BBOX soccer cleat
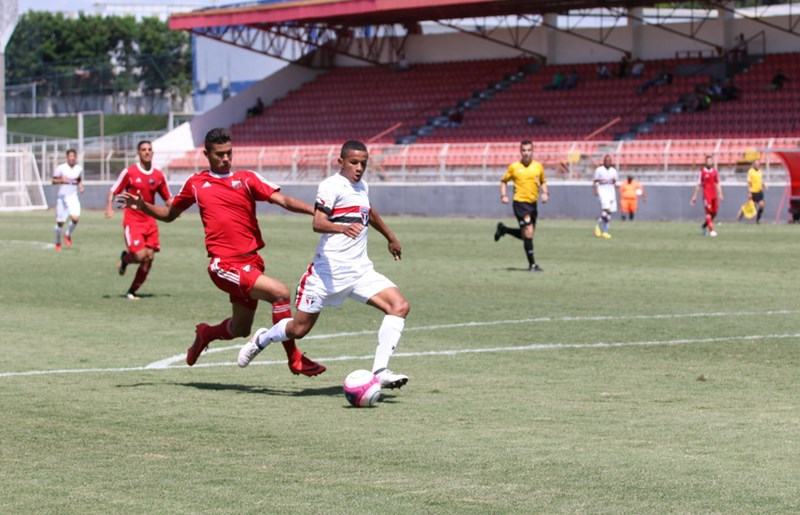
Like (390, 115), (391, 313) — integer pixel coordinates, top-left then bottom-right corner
(117, 251), (128, 276)
(594, 225), (602, 237)
(187, 323), (211, 366)
(64, 235), (72, 248)
(374, 368), (409, 389)
(54, 243), (62, 251)
(125, 292), (140, 300)
(289, 354), (327, 377)
(238, 328), (267, 367)
(494, 222), (505, 242)
(701, 225), (708, 236)
(709, 230), (718, 237)
(529, 263), (544, 272)
(601, 232), (612, 239)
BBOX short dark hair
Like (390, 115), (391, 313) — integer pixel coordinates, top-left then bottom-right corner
(205, 128), (232, 151)
(340, 140), (368, 158)
(137, 140), (152, 150)
(66, 149), (77, 156)
(520, 140), (533, 147)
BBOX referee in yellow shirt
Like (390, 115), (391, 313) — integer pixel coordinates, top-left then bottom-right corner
(494, 140), (549, 271)
(738, 159), (767, 224)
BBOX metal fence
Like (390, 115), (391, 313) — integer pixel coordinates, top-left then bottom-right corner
(12, 137), (798, 185)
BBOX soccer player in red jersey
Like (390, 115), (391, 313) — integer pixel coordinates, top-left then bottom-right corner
(105, 141), (172, 299)
(690, 155), (724, 237)
(117, 128), (325, 376)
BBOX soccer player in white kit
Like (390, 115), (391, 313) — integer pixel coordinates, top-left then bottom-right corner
(238, 140), (411, 390)
(593, 155), (619, 239)
(52, 149), (84, 250)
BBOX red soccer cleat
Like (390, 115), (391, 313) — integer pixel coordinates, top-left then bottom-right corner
(54, 243), (62, 251)
(186, 323), (211, 366)
(64, 235), (72, 248)
(289, 354), (326, 377)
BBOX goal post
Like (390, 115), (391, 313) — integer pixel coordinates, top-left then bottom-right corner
(0, 151), (48, 211)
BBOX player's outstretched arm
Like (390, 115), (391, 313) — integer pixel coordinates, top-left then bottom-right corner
(269, 191), (314, 215)
(368, 208), (401, 260)
(117, 191), (182, 223)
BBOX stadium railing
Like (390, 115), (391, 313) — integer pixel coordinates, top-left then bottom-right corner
(13, 137), (796, 185)
(154, 138), (795, 184)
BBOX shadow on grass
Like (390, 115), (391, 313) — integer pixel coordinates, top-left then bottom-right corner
(101, 293), (172, 299)
(147, 381), (343, 397)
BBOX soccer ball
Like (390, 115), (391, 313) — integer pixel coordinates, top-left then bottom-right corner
(343, 369), (381, 407)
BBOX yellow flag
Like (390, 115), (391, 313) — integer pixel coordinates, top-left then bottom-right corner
(740, 200), (757, 219)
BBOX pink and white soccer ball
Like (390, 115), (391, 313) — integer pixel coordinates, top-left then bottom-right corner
(343, 369), (381, 407)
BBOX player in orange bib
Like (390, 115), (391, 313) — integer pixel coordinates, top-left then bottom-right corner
(618, 175), (647, 221)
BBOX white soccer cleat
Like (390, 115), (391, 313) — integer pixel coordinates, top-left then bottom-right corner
(374, 368), (409, 389)
(709, 230), (718, 237)
(238, 328), (267, 367)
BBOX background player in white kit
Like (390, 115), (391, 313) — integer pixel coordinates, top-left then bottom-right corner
(238, 140), (411, 390)
(52, 149), (84, 250)
(593, 155), (619, 239)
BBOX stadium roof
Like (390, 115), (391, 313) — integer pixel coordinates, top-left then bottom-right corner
(169, 0), (655, 31)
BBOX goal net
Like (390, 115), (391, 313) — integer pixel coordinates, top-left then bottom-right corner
(0, 151), (48, 211)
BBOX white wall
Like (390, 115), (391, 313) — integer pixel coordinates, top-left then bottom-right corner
(153, 64), (322, 168)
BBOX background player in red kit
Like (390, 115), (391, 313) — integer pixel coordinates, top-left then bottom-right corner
(105, 141), (172, 299)
(117, 128), (325, 376)
(690, 155), (724, 237)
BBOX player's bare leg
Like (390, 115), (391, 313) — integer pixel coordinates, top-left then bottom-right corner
(238, 274), (325, 375)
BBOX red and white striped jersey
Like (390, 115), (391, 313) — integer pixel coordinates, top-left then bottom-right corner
(312, 173), (372, 273)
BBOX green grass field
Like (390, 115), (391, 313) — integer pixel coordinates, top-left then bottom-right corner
(1, 211), (799, 513)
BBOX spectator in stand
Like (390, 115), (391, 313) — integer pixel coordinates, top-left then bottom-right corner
(564, 69), (580, 90)
(721, 79), (740, 101)
(597, 63), (612, 80)
(246, 97), (265, 118)
(617, 55), (629, 78)
(544, 70), (565, 90)
(630, 59), (645, 77)
(766, 70), (789, 91)
(637, 70), (672, 94)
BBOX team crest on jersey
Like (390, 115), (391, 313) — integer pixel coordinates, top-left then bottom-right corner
(148, 178), (155, 185)
(360, 206), (370, 225)
(232, 180), (242, 189)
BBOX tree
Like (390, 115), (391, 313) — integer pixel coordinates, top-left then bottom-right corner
(6, 12), (191, 99)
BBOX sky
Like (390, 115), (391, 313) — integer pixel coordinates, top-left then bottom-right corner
(16, 0), (212, 17)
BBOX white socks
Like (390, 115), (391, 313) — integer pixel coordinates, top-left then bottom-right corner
(66, 220), (77, 237)
(54, 224), (62, 244)
(372, 315), (405, 373)
(257, 318), (290, 349)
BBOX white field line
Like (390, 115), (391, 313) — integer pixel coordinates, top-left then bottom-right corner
(143, 309), (797, 369)
(0, 310), (797, 379)
(0, 240), (54, 250)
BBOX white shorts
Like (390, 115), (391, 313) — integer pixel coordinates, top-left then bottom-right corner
(598, 191), (617, 213)
(295, 264), (396, 314)
(56, 194), (81, 222)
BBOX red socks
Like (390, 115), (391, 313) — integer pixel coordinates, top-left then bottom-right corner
(128, 262), (151, 294)
(205, 318), (234, 342)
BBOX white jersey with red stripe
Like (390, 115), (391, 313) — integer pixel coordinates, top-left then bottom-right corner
(312, 173), (373, 276)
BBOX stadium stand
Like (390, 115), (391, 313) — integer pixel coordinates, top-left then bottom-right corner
(229, 58), (531, 145)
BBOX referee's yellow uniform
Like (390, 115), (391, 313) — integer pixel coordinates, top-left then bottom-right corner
(501, 161), (546, 202)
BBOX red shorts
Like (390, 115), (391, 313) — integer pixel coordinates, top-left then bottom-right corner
(704, 197), (719, 216)
(124, 222), (160, 254)
(208, 253), (264, 310)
